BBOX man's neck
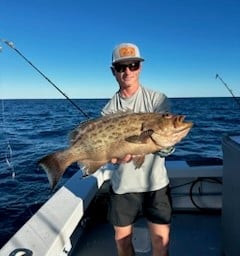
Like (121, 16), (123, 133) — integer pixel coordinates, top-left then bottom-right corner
(120, 83), (140, 98)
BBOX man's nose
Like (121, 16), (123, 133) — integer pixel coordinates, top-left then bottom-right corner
(124, 67), (131, 74)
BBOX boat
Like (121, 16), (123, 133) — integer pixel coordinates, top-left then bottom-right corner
(0, 133), (240, 256)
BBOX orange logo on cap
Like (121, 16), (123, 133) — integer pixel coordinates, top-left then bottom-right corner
(119, 46), (136, 57)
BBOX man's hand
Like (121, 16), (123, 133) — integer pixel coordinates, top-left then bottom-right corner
(111, 155), (145, 164)
(111, 154), (133, 164)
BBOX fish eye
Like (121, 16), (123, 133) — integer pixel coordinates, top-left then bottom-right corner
(162, 113), (172, 119)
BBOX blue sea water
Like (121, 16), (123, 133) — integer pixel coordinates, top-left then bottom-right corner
(0, 97), (239, 248)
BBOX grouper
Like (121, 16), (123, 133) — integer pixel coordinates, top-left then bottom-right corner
(39, 112), (193, 189)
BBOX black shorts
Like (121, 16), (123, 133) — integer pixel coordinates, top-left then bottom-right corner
(108, 185), (172, 227)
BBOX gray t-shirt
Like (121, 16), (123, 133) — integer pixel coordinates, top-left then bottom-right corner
(102, 85), (170, 194)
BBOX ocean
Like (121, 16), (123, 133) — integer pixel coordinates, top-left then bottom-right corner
(0, 97), (239, 248)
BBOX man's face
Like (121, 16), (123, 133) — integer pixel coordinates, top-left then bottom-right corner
(112, 61), (141, 88)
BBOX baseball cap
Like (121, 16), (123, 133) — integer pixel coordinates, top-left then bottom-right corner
(112, 43), (144, 64)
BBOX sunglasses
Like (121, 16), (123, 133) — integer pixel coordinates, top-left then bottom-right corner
(113, 62), (140, 73)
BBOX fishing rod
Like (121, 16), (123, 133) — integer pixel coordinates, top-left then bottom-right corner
(216, 74), (240, 108)
(1, 99), (16, 178)
(0, 39), (90, 119)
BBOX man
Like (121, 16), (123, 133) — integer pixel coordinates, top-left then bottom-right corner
(102, 43), (174, 256)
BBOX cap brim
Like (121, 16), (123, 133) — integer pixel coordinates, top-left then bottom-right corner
(112, 57), (144, 64)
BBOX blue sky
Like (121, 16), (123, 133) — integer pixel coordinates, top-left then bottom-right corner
(1, 0), (240, 99)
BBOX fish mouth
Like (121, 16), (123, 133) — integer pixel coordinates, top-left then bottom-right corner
(174, 115), (193, 131)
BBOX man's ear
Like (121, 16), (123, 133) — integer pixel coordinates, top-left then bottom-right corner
(110, 66), (116, 76)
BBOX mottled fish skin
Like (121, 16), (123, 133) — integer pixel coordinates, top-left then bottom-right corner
(39, 112), (193, 189)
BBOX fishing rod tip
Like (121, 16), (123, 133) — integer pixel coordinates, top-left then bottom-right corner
(5, 41), (15, 48)
(0, 39), (15, 48)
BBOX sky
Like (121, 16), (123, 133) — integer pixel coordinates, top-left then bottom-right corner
(0, 0), (240, 99)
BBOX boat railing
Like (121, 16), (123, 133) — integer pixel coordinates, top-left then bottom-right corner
(0, 165), (113, 256)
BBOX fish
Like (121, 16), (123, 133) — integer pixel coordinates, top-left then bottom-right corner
(39, 112), (193, 189)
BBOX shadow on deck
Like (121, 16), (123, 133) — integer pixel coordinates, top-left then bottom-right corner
(70, 211), (222, 256)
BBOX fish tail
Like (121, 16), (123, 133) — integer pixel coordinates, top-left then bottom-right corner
(38, 150), (72, 190)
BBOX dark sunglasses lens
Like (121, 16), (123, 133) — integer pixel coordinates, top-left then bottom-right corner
(114, 62), (140, 72)
(114, 65), (123, 72)
(129, 62), (140, 71)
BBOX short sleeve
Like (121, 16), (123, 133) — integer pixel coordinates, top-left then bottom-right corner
(153, 92), (171, 113)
